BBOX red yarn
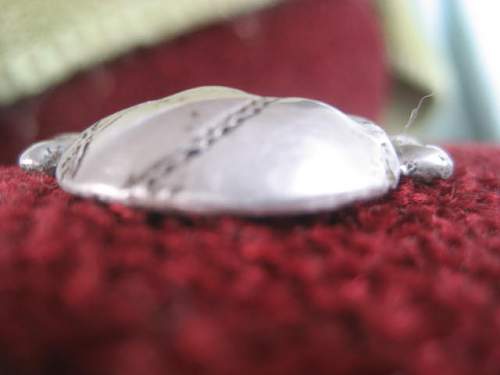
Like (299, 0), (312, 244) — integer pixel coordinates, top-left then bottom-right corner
(0, 146), (499, 375)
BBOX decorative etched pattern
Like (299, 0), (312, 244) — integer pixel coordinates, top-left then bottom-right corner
(124, 97), (279, 192)
(59, 109), (130, 179)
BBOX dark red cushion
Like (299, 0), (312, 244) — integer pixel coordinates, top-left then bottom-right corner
(1, 145), (499, 375)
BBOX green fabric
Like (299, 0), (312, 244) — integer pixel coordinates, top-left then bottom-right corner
(375, 0), (448, 135)
(0, 0), (278, 105)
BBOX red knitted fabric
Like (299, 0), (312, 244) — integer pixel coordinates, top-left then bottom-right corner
(1, 146), (499, 375)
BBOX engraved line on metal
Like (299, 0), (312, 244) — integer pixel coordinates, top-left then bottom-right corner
(60, 110), (130, 179)
(124, 97), (279, 191)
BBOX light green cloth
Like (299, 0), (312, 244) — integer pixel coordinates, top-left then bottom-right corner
(376, 0), (448, 136)
(377, 0), (500, 142)
(0, 0), (279, 105)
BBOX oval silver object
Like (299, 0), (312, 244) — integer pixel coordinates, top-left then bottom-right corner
(52, 86), (401, 215)
(19, 86), (454, 216)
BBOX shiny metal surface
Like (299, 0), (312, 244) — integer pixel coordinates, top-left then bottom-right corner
(18, 86), (453, 216)
(390, 135), (454, 181)
(18, 133), (79, 175)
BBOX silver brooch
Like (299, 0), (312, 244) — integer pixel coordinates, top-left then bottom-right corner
(19, 86), (453, 216)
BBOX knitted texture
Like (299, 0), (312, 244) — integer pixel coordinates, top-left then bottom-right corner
(0, 0), (386, 164)
(0, 146), (499, 375)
